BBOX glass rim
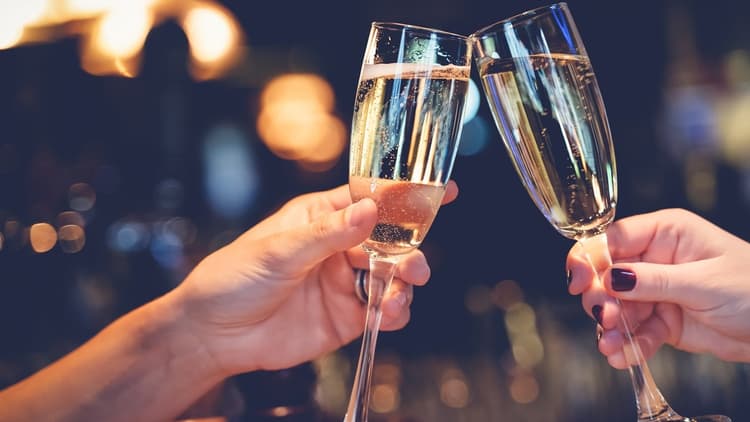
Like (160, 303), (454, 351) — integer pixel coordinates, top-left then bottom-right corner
(371, 21), (468, 41)
(469, 2), (569, 39)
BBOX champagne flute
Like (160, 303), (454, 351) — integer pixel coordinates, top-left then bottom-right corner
(470, 3), (730, 421)
(344, 22), (471, 422)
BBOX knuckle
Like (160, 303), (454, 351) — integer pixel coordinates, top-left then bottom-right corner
(650, 267), (670, 299)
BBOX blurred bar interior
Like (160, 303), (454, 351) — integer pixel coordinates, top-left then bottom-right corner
(1, 0), (750, 421)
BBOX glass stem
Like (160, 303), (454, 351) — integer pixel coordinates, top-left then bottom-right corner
(579, 233), (680, 422)
(343, 255), (398, 422)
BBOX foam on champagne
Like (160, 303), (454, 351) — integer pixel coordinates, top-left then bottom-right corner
(360, 63), (470, 81)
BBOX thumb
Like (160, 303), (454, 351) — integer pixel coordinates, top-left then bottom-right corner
(268, 198), (378, 270)
(605, 261), (714, 309)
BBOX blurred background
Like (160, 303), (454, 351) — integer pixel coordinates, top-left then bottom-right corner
(1, 0), (750, 420)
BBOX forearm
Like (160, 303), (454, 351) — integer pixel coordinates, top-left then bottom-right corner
(0, 293), (226, 422)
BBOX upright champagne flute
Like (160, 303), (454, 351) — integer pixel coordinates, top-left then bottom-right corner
(344, 22), (471, 422)
(471, 3), (730, 421)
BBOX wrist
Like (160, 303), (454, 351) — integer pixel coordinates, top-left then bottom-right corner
(149, 291), (234, 380)
(162, 283), (265, 377)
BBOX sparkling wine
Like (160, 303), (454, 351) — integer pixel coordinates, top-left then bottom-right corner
(478, 53), (617, 239)
(350, 176), (445, 255)
(349, 63), (469, 255)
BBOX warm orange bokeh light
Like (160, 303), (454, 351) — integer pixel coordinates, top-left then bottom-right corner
(94, 6), (153, 58)
(181, 1), (242, 80)
(0, 0), (48, 49)
(297, 115), (347, 172)
(257, 73), (346, 170)
(0, 25), (24, 50)
(509, 373), (540, 404)
(0, 0), (246, 79)
(30, 223), (57, 253)
(260, 73), (335, 113)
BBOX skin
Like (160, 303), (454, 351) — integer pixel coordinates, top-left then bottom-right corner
(0, 182), (458, 422)
(567, 208), (750, 369)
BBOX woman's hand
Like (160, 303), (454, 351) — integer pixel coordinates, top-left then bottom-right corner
(567, 208), (750, 368)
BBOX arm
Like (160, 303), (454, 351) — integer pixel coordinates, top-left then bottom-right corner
(0, 182), (458, 421)
(0, 294), (225, 422)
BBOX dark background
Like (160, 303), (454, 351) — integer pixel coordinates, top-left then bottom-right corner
(1, 0), (750, 420)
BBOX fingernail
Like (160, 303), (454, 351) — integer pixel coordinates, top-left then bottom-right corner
(592, 304), (603, 325)
(596, 324), (603, 345)
(566, 269), (572, 286)
(611, 268), (636, 291)
(395, 292), (408, 307)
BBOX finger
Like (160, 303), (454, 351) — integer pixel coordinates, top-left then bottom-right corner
(346, 247), (371, 270)
(382, 279), (414, 319)
(442, 180), (459, 205)
(602, 334), (655, 370)
(395, 251), (430, 286)
(324, 184), (356, 210)
(268, 198), (378, 270)
(598, 328), (624, 357)
(603, 260), (722, 310)
(346, 249), (430, 286)
(598, 313), (670, 370)
(575, 256), (619, 330)
(381, 306), (411, 331)
(605, 208), (718, 263)
(567, 243), (593, 295)
(630, 317), (669, 360)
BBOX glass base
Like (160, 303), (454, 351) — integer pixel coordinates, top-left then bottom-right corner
(686, 417), (732, 422)
(646, 416), (732, 422)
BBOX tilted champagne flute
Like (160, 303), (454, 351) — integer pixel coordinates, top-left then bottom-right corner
(344, 22), (471, 422)
(471, 3), (730, 422)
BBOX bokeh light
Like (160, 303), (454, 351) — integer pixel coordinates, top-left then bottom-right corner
(94, 5), (153, 58)
(440, 377), (470, 408)
(30, 223), (57, 253)
(203, 123), (259, 220)
(0, 25), (23, 51)
(58, 224), (86, 253)
(183, 3), (237, 63)
(458, 116), (490, 156)
(256, 73), (346, 172)
(509, 372), (539, 404)
(491, 279), (524, 310)
(464, 284), (493, 315)
(181, 1), (243, 80)
(370, 383), (399, 413)
(107, 219), (150, 253)
(462, 78), (481, 124)
(56, 211), (86, 228)
(260, 73), (335, 113)
(68, 183), (97, 212)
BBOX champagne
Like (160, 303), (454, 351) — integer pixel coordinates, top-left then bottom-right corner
(349, 63), (469, 255)
(350, 176), (445, 255)
(478, 53), (617, 239)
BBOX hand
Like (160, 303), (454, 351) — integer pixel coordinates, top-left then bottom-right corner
(567, 208), (750, 368)
(170, 182), (458, 375)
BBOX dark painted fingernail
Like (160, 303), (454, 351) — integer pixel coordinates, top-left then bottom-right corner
(612, 268), (636, 291)
(592, 305), (603, 325)
(566, 269), (572, 286)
